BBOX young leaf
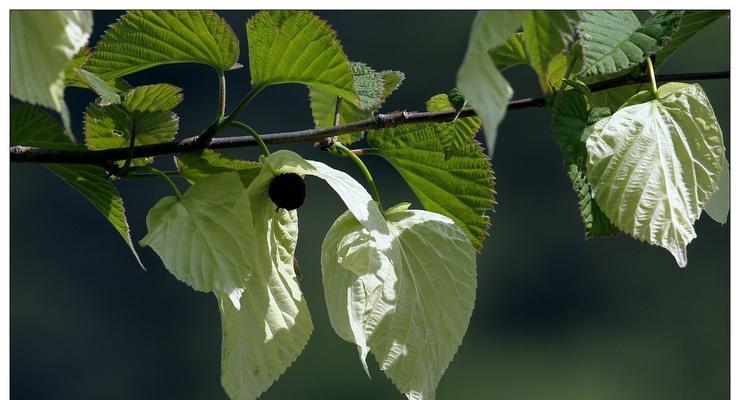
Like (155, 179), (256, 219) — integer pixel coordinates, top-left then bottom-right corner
(552, 92), (619, 238)
(84, 104), (179, 166)
(367, 113), (494, 251)
(322, 205), (476, 400)
(703, 159), (730, 224)
(425, 93), (482, 159)
(523, 11), (579, 78)
(247, 11), (357, 104)
(585, 83), (725, 266)
(218, 210), (312, 400)
(10, 11), (93, 131)
(489, 32), (528, 71)
(175, 149), (261, 187)
(309, 62), (404, 144)
(123, 84), (183, 112)
(140, 172), (254, 308)
(577, 11), (682, 77)
(654, 11), (727, 66)
(73, 69), (121, 106)
(87, 11), (240, 79)
(10, 105), (142, 268)
(85, 84), (183, 166)
(456, 11), (528, 154)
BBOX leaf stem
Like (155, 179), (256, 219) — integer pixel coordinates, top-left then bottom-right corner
(558, 51), (579, 94)
(332, 142), (382, 209)
(219, 85), (264, 129)
(216, 70), (226, 123)
(646, 57), (658, 95)
(120, 170), (183, 179)
(137, 166), (183, 200)
(229, 121), (270, 157)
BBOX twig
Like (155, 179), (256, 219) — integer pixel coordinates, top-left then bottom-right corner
(9, 70), (729, 166)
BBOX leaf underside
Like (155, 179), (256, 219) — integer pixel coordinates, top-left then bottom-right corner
(585, 83), (725, 266)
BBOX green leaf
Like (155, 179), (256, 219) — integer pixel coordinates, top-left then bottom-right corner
(10, 11), (93, 130)
(309, 62), (404, 144)
(425, 93), (482, 159)
(247, 11), (357, 104)
(87, 10), (239, 79)
(703, 159), (730, 224)
(73, 69), (121, 106)
(84, 84), (183, 166)
(175, 149), (261, 187)
(140, 172), (255, 308)
(368, 115), (494, 250)
(523, 11), (579, 78)
(322, 204), (476, 400)
(84, 103), (179, 166)
(588, 84), (645, 112)
(489, 32), (528, 71)
(10, 105), (142, 268)
(64, 47), (92, 86)
(218, 209), (312, 400)
(585, 83), (725, 266)
(654, 11), (727, 66)
(456, 11), (528, 154)
(577, 11), (682, 77)
(552, 92), (619, 238)
(123, 84), (184, 112)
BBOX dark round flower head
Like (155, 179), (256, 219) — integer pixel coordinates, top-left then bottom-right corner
(268, 173), (306, 210)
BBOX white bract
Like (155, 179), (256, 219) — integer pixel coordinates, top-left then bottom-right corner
(10, 11), (93, 131)
(322, 203), (477, 400)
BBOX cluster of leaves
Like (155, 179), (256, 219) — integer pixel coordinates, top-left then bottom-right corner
(10, 10), (494, 400)
(8, 9), (730, 400)
(467, 10), (729, 266)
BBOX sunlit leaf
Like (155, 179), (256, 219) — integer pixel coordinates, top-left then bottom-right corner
(247, 11), (357, 104)
(87, 10), (239, 79)
(84, 84), (183, 166)
(368, 112), (494, 250)
(74, 69), (121, 106)
(456, 11), (527, 154)
(11, 10), (93, 131)
(309, 62), (404, 144)
(523, 11), (579, 79)
(585, 83), (725, 266)
(577, 11), (682, 77)
(489, 32), (528, 71)
(140, 172), (255, 308)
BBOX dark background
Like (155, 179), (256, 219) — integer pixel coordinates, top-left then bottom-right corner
(10, 10), (730, 400)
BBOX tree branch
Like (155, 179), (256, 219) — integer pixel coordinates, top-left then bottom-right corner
(10, 70), (729, 166)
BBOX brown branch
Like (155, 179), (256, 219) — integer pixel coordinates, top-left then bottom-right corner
(9, 70), (729, 166)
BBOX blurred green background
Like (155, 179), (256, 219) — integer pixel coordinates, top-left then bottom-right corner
(10, 10), (729, 400)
